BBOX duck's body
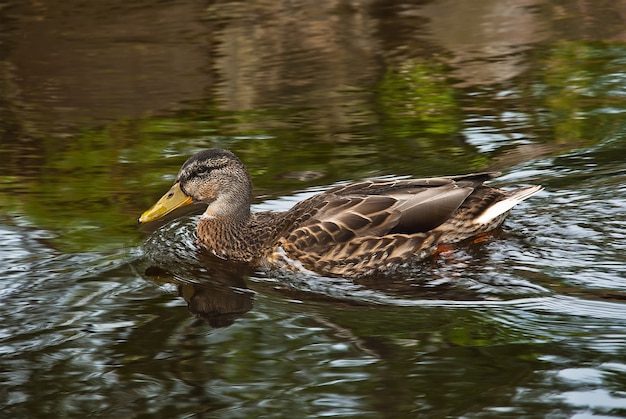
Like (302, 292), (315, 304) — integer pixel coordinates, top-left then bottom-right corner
(139, 149), (542, 277)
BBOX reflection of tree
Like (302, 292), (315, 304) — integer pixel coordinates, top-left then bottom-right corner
(378, 59), (458, 136)
(543, 42), (597, 143)
(373, 58), (481, 175)
(2, 0), (213, 131)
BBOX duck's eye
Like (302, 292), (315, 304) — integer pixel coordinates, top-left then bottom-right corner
(195, 166), (209, 175)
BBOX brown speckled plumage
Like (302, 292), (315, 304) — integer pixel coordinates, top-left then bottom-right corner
(140, 149), (543, 278)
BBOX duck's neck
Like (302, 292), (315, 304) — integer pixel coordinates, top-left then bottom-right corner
(195, 174), (260, 260)
(196, 211), (259, 262)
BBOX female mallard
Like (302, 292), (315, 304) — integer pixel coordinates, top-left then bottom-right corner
(139, 149), (542, 277)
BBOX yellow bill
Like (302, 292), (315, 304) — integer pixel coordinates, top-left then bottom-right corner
(139, 182), (194, 223)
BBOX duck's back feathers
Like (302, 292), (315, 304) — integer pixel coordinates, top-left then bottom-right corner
(283, 173), (495, 238)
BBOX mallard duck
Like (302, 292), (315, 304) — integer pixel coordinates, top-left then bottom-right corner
(139, 149), (542, 277)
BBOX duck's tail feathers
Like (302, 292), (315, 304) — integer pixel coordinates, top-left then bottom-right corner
(475, 185), (543, 225)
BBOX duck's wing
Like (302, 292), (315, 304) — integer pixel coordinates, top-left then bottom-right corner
(281, 172), (500, 253)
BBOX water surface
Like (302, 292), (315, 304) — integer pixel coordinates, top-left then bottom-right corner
(1, 0), (626, 417)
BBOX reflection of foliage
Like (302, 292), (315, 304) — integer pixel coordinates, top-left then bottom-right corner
(0, 110), (332, 252)
(542, 42), (595, 143)
(375, 59), (489, 173)
(377, 59), (459, 137)
(541, 41), (626, 144)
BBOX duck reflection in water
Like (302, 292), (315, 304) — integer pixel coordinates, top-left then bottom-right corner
(144, 253), (254, 328)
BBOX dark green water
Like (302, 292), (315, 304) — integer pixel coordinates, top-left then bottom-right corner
(1, 0), (626, 417)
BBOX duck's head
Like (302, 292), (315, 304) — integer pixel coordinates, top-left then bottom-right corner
(139, 148), (252, 224)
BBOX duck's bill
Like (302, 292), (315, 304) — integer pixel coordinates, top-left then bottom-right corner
(138, 182), (193, 223)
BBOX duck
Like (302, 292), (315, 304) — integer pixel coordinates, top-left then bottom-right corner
(139, 148), (542, 278)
